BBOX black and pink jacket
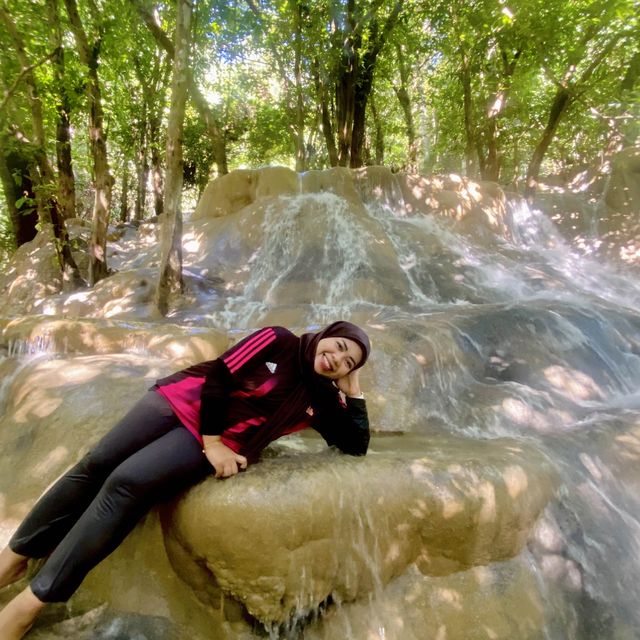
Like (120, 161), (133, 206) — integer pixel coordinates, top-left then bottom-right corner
(154, 326), (369, 459)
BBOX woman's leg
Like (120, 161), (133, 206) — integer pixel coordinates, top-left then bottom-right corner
(30, 425), (209, 603)
(0, 587), (45, 640)
(0, 548), (28, 590)
(0, 426), (209, 639)
(7, 391), (180, 562)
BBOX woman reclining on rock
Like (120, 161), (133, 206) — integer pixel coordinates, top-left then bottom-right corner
(0, 321), (370, 639)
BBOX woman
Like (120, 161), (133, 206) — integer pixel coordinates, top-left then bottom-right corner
(0, 321), (370, 639)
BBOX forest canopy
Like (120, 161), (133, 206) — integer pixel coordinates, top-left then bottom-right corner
(0, 0), (638, 274)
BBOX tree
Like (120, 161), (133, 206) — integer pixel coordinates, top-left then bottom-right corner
(63, 0), (114, 284)
(0, 0), (84, 288)
(328, 0), (404, 167)
(156, 0), (192, 315)
(45, 0), (78, 220)
(524, 0), (634, 196)
(133, 0), (229, 176)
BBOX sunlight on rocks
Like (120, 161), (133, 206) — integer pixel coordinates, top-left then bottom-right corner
(441, 494), (464, 519)
(544, 365), (603, 400)
(540, 554), (583, 591)
(471, 565), (494, 587)
(409, 498), (429, 519)
(531, 517), (566, 554)
(614, 427), (640, 460)
(578, 452), (604, 480)
(61, 363), (102, 383)
(14, 392), (62, 422)
(434, 626), (447, 640)
(501, 397), (550, 430)
(476, 481), (497, 523)
(384, 541), (402, 563)
(409, 459), (434, 480)
(2, 163), (638, 638)
(434, 587), (463, 609)
(32, 446), (70, 476)
(502, 466), (528, 499)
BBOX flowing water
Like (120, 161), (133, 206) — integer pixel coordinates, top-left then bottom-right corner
(179, 176), (640, 639)
(1, 171), (640, 639)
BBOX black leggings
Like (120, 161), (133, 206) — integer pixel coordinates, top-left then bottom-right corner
(9, 391), (211, 603)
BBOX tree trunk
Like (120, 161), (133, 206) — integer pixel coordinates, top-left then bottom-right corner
(0, 6), (83, 288)
(460, 54), (478, 178)
(64, 0), (114, 285)
(291, 0), (306, 171)
(55, 102), (77, 219)
(150, 117), (164, 217)
(133, 0), (228, 176)
(0, 148), (38, 246)
(369, 93), (384, 165)
(46, 0), (76, 220)
(525, 88), (571, 196)
(313, 58), (338, 166)
(483, 113), (501, 181)
(525, 33), (620, 197)
(135, 133), (149, 221)
(604, 50), (640, 155)
(119, 163), (130, 223)
(349, 60), (374, 168)
(334, 1), (403, 168)
(335, 51), (357, 166)
(156, 0), (191, 316)
(394, 43), (417, 171)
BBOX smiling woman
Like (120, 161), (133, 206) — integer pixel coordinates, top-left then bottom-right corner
(0, 321), (371, 640)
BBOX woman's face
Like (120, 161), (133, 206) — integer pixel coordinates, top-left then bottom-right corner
(314, 336), (363, 380)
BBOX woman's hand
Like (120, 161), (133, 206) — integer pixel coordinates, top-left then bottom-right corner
(202, 436), (248, 478)
(336, 368), (362, 398)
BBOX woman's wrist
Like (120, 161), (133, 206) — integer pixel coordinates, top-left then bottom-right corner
(202, 435), (223, 451)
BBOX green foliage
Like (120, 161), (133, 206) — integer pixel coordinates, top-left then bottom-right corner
(0, 0), (638, 253)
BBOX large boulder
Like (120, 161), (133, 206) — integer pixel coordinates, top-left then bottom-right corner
(603, 146), (640, 219)
(162, 437), (555, 625)
(193, 166), (299, 220)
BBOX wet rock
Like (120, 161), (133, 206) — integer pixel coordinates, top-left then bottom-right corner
(29, 605), (186, 640)
(0, 316), (228, 363)
(603, 146), (640, 219)
(162, 436), (556, 625)
(193, 166), (299, 220)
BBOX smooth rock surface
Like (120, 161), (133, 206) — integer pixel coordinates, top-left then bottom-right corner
(162, 436), (556, 625)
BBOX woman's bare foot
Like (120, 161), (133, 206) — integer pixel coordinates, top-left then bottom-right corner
(0, 549), (28, 590)
(0, 586), (45, 639)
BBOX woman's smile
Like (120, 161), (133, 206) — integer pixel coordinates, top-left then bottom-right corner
(314, 337), (363, 379)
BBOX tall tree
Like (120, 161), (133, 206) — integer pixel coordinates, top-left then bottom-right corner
(245, 0), (311, 170)
(0, 1), (84, 288)
(45, 0), (78, 220)
(524, 1), (632, 195)
(63, 0), (114, 284)
(133, 0), (228, 176)
(329, 0), (404, 167)
(156, 0), (192, 315)
(393, 41), (418, 171)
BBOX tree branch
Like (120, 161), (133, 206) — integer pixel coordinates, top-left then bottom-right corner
(0, 49), (58, 124)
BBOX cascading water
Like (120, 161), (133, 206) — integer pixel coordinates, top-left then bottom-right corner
(175, 172), (640, 638)
(1, 166), (640, 639)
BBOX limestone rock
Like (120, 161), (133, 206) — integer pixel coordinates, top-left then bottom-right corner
(193, 166), (299, 220)
(603, 146), (640, 218)
(162, 436), (556, 625)
(0, 316), (228, 363)
(0, 224), (62, 315)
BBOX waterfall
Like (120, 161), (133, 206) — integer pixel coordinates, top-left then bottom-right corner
(1, 167), (640, 639)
